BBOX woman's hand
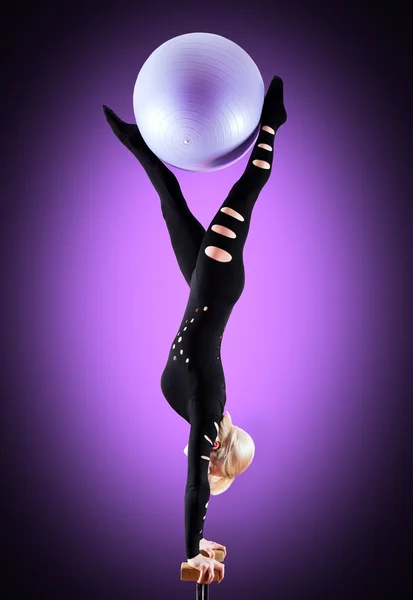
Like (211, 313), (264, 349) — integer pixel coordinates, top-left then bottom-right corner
(187, 552), (225, 584)
(199, 538), (227, 560)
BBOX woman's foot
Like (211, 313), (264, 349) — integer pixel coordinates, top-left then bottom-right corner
(103, 105), (155, 162)
(261, 76), (287, 131)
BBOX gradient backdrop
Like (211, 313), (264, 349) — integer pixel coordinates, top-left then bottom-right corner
(1, 1), (412, 599)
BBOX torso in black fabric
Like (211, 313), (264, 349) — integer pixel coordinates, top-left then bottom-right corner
(160, 264), (244, 560)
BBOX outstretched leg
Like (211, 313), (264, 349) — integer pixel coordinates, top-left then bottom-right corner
(192, 77), (287, 304)
(103, 107), (206, 287)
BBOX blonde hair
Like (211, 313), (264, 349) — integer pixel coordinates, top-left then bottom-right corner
(209, 411), (255, 496)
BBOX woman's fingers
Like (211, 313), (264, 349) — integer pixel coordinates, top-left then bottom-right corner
(212, 542), (226, 557)
(197, 563), (224, 585)
(198, 565), (212, 585)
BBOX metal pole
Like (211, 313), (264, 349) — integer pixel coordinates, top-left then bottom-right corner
(196, 582), (209, 600)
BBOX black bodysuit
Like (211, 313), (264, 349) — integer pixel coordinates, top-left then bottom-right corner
(103, 76), (286, 560)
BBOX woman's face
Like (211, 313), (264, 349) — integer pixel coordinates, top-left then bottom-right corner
(208, 451), (224, 476)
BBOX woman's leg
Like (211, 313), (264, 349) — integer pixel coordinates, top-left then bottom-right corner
(139, 156), (207, 288)
(103, 107), (206, 287)
(192, 77), (287, 304)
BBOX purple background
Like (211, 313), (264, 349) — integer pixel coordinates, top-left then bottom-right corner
(2, 1), (411, 598)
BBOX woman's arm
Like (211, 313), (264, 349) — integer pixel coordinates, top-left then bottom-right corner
(185, 403), (221, 560)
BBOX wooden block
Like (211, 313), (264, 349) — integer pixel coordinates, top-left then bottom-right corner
(180, 563), (220, 582)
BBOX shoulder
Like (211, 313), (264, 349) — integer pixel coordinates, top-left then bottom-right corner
(188, 400), (223, 427)
(189, 387), (225, 418)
